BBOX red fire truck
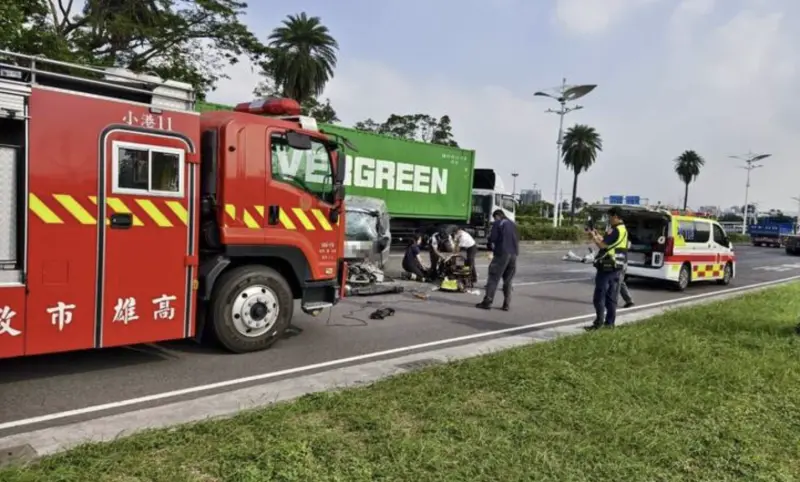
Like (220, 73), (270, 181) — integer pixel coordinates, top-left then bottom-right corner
(0, 51), (347, 360)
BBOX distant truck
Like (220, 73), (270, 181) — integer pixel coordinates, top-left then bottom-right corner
(747, 219), (795, 247)
(196, 101), (516, 246)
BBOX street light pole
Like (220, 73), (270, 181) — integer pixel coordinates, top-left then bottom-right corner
(791, 195), (800, 233)
(729, 152), (771, 234)
(535, 78), (597, 227)
(511, 172), (518, 198)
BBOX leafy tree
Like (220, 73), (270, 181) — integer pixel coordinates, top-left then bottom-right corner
(261, 12), (338, 104)
(0, 0), (267, 97)
(354, 114), (459, 147)
(561, 124), (603, 220)
(674, 150), (705, 210)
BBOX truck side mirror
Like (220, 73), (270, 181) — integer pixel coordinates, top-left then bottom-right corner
(335, 151), (346, 184)
(286, 131), (312, 150)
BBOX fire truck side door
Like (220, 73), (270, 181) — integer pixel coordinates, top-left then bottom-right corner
(266, 131), (340, 280)
(100, 136), (194, 348)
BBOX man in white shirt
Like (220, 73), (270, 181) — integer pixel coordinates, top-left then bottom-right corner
(453, 227), (478, 284)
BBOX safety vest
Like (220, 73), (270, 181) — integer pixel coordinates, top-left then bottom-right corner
(597, 224), (628, 270)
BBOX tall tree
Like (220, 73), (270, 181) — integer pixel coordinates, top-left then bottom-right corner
(561, 124), (603, 220)
(0, 0), (267, 96)
(674, 150), (705, 210)
(354, 114), (459, 147)
(261, 12), (338, 104)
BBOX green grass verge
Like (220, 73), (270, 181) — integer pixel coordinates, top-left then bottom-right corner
(4, 285), (800, 481)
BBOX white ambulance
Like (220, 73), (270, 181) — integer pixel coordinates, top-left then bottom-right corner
(593, 205), (736, 291)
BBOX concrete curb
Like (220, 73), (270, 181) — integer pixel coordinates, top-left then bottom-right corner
(0, 279), (793, 466)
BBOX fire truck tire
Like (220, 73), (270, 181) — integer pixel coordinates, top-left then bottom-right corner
(209, 265), (293, 353)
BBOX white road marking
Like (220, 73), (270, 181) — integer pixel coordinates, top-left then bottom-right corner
(1, 274), (798, 432)
(515, 277), (591, 286)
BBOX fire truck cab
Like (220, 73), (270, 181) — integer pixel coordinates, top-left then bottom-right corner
(0, 51), (347, 359)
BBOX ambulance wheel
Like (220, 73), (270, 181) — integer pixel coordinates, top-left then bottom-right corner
(717, 262), (733, 285)
(674, 263), (691, 291)
(209, 265), (293, 353)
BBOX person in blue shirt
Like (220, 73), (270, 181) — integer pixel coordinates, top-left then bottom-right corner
(476, 210), (519, 311)
(402, 234), (429, 281)
(585, 207), (629, 330)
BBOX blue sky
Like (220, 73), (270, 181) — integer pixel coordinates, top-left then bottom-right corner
(208, 0), (799, 211)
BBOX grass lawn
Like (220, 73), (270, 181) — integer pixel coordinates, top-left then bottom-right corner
(4, 285), (800, 482)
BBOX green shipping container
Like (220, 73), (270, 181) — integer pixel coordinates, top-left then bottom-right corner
(320, 124), (474, 221)
(195, 101), (475, 222)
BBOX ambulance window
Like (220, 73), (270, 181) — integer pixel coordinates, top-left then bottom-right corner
(712, 224), (728, 244)
(114, 142), (184, 197)
(677, 221), (696, 241)
(694, 221), (711, 243)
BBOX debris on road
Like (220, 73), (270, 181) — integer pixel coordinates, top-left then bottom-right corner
(562, 247), (595, 263)
(369, 307), (396, 320)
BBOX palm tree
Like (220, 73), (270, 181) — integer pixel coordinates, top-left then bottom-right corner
(264, 12), (339, 103)
(561, 124), (603, 220)
(674, 150), (705, 210)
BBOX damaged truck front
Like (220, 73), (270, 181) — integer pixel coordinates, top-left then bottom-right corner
(344, 195), (391, 268)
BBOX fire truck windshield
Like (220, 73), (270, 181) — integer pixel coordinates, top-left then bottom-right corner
(270, 133), (334, 202)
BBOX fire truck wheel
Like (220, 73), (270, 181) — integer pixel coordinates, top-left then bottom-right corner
(210, 265), (294, 353)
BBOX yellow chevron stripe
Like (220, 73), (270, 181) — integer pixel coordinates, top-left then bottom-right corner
(53, 194), (95, 224)
(225, 204), (236, 221)
(136, 199), (173, 227)
(254, 205), (265, 217)
(165, 201), (188, 225)
(278, 209), (297, 230)
(29, 193), (63, 224)
(242, 208), (259, 229)
(311, 209), (333, 231)
(92, 196), (144, 227)
(292, 208), (315, 230)
(87, 196), (109, 225)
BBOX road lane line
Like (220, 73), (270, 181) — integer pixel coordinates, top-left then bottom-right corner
(2, 274), (799, 431)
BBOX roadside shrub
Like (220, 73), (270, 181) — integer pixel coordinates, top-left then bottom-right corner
(728, 233), (749, 243)
(518, 224), (583, 242)
(516, 215), (551, 225)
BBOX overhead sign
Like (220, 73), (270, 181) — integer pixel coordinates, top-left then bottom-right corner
(625, 196), (641, 205)
(609, 195), (624, 204)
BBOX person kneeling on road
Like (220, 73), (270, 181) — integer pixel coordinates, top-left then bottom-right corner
(403, 234), (430, 281)
(476, 210), (519, 311)
(586, 207), (629, 330)
(454, 227), (478, 284)
(428, 228), (453, 279)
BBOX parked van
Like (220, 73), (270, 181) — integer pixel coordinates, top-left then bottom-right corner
(592, 205), (736, 290)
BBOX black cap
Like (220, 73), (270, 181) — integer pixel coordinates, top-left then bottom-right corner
(608, 207), (622, 218)
(492, 209), (504, 218)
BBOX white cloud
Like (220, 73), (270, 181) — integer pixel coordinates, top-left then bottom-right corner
(553, 0), (660, 35)
(208, 1), (799, 211)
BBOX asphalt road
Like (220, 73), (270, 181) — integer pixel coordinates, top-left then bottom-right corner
(0, 244), (797, 437)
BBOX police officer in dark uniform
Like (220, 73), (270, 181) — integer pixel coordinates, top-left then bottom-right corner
(585, 207), (629, 330)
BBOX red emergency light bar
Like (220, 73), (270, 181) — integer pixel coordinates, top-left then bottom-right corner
(234, 97), (302, 116)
